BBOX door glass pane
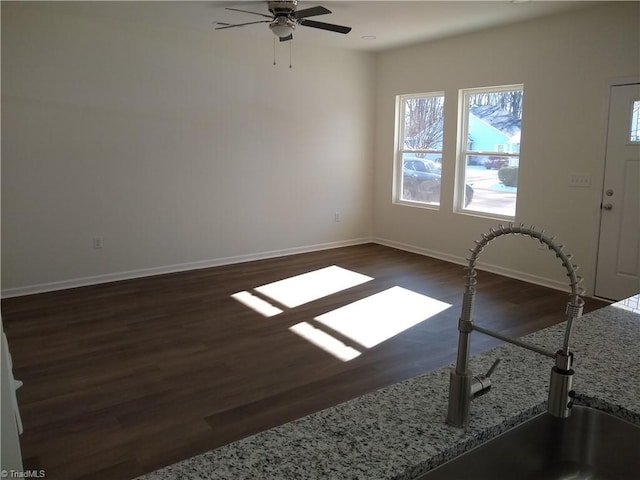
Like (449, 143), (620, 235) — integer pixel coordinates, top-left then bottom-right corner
(630, 100), (640, 143)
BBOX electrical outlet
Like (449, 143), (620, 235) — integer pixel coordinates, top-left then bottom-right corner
(334, 212), (341, 223)
(92, 237), (104, 249)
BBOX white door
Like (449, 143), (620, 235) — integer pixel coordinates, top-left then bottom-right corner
(595, 83), (640, 301)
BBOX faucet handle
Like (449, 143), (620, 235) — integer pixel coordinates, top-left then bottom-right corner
(471, 358), (501, 398)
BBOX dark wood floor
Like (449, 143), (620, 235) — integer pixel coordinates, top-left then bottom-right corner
(2, 243), (608, 480)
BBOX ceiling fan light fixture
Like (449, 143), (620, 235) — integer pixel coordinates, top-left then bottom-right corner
(270, 17), (296, 38)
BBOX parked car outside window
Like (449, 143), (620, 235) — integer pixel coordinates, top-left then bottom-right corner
(484, 156), (509, 170)
(402, 158), (441, 203)
(402, 158), (473, 207)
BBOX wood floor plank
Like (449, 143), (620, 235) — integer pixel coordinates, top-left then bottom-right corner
(2, 243), (609, 480)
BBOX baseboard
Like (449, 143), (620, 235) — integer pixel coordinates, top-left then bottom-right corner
(373, 237), (571, 293)
(1, 238), (373, 298)
(2, 237), (575, 299)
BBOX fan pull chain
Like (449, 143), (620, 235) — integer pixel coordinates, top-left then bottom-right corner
(273, 36), (276, 66)
(289, 40), (293, 69)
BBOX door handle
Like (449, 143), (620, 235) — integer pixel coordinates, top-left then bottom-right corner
(602, 203), (613, 210)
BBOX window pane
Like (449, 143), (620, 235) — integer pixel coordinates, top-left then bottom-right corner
(631, 100), (640, 143)
(464, 155), (518, 217)
(397, 94), (444, 207)
(403, 96), (444, 151)
(460, 87), (523, 218)
(400, 153), (442, 205)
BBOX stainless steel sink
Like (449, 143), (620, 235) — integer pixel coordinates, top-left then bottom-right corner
(417, 406), (640, 480)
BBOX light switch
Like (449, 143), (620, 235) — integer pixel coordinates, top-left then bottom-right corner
(568, 174), (591, 187)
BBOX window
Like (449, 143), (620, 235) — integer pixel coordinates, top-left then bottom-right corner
(395, 93), (445, 207)
(457, 85), (524, 219)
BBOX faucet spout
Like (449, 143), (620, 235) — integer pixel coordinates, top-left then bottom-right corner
(446, 224), (584, 428)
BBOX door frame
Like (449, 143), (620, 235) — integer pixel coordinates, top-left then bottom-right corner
(592, 76), (640, 300)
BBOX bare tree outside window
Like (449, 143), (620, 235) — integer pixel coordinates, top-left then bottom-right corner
(467, 91), (523, 118)
(403, 96), (444, 152)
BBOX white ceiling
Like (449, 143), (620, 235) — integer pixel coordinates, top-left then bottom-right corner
(32, 1), (603, 52)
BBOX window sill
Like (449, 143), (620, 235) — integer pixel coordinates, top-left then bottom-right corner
(393, 199), (441, 211)
(455, 208), (516, 222)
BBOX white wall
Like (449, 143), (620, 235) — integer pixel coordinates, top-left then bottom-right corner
(1, 3), (375, 294)
(3, 2), (639, 297)
(373, 2), (640, 294)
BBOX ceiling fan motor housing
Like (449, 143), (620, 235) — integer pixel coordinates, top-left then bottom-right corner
(268, 0), (298, 17)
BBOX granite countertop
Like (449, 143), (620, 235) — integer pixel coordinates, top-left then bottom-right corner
(138, 295), (640, 480)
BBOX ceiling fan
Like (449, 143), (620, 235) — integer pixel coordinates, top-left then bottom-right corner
(215, 0), (352, 41)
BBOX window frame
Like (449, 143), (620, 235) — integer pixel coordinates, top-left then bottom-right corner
(393, 91), (445, 209)
(455, 84), (524, 220)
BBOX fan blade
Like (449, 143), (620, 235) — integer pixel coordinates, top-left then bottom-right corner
(294, 6), (331, 19)
(298, 19), (351, 34)
(279, 34), (293, 42)
(225, 7), (273, 19)
(215, 20), (271, 30)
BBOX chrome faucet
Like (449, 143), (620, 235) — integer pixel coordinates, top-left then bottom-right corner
(446, 224), (585, 428)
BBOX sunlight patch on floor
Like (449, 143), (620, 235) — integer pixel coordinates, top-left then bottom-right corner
(289, 322), (361, 362)
(255, 265), (373, 308)
(231, 265), (452, 361)
(315, 286), (452, 349)
(231, 291), (283, 317)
